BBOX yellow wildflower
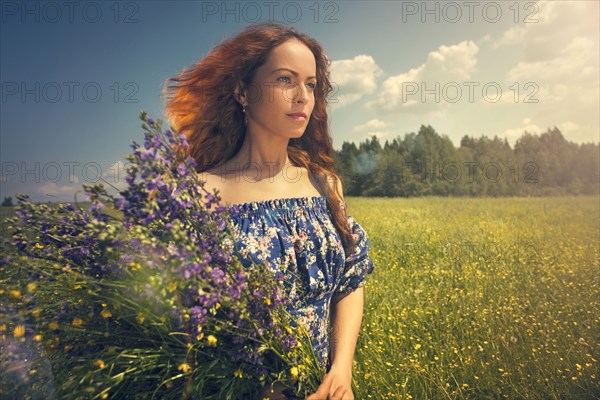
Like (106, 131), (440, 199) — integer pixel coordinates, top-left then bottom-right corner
(13, 325), (26, 338)
(137, 313), (145, 324)
(234, 369), (243, 378)
(100, 309), (112, 319)
(264, 297), (272, 306)
(72, 318), (84, 328)
(178, 363), (191, 373)
(290, 366), (299, 380)
(9, 290), (21, 298)
(94, 359), (106, 369)
(129, 262), (141, 270)
(33, 243), (44, 250)
(27, 283), (37, 293)
(34, 334), (43, 342)
(207, 335), (217, 347)
(48, 321), (59, 331)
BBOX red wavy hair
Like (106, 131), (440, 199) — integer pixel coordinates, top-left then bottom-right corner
(160, 22), (356, 256)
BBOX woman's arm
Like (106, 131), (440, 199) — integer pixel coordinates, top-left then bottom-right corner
(328, 287), (364, 397)
(326, 175), (363, 397)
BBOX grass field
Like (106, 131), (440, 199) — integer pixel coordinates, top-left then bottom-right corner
(345, 196), (599, 399)
(1, 196), (598, 399)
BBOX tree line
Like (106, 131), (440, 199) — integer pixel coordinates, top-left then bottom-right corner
(2, 126), (597, 206)
(334, 125), (599, 197)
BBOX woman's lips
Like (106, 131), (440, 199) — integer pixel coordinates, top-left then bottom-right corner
(287, 113), (307, 121)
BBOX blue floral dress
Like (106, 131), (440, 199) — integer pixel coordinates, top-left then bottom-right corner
(227, 195), (375, 371)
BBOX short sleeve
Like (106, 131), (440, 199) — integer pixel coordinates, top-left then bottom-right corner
(334, 215), (375, 296)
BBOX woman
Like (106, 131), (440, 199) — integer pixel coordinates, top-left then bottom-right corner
(161, 22), (374, 399)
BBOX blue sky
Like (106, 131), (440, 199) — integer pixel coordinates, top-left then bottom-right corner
(1, 0), (598, 201)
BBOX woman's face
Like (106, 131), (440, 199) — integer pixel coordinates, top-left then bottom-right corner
(241, 39), (317, 139)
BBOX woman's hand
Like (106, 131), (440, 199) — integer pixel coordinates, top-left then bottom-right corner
(260, 366), (354, 399)
(306, 367), (354, 400)
(327, 366), (354, 400)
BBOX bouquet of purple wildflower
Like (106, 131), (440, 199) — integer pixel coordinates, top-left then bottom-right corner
(0, 111), (324, 399)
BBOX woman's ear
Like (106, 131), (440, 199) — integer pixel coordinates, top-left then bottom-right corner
(234, 81), (248, 107)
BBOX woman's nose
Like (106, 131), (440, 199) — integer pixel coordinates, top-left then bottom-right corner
(292, 83), (308, 104)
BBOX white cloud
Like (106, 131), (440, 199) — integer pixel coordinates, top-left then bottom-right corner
(498, 118), (591, 147)
(480, 0), (599, 144)
(103, 160), (129, 191)
(363, 130), (393, 141)
(30, 159), (130, 201)
(490, 1), (599, 108)
(492, 0), (598, 63)
(329, 55), (383, 109)
(36, 181), (80, 200)
(558, 121), (581, 133)
(504, 36), (599, 106)
(492, 26), (527, 49)
(500, 117), (544, 147)
(352, 118), (387, 132)
(366, 40), (479, 113)
(476, 34), (492, 46)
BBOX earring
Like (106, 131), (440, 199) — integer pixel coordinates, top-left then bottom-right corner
(241, 104), (248, 126)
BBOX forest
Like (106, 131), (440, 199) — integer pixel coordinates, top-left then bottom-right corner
(334, 126), (599, 197)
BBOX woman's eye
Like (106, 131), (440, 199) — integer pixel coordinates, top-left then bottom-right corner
(278, 76), (317, 90)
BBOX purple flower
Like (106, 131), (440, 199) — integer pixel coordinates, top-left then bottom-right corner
(177, 163), (187, 177)
(211, 267), (225, 283)
(4, 112), (310, 397)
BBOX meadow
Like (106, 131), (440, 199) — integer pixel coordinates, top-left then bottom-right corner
(1, 195), (598, 399)
(346, 195), (599, 399)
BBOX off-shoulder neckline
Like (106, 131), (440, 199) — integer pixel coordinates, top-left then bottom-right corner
(228, 195), (326, 211)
